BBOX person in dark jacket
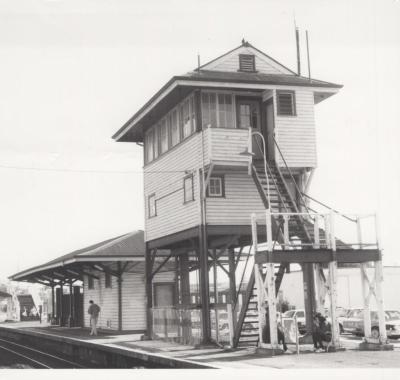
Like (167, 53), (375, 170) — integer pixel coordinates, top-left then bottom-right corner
(312, 313), (331, 352)
(88, 300), (101, 336)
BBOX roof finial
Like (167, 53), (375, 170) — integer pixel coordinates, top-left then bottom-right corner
(241, 38), (249, 47)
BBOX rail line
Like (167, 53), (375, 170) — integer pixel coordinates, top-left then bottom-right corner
(0, 337), (86, 368)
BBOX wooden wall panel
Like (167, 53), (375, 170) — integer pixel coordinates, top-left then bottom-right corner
(144, 133), (203, 242)
(206, 173), (266, 225)
(274, 89), (317, 168)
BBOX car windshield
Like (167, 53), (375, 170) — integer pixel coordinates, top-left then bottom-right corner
(386, 310), (400, 320)
(283, 310), (295, 318)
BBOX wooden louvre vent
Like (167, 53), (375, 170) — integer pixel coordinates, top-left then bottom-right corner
(277, 91), (296, 116)
(239, 54), (256, 72)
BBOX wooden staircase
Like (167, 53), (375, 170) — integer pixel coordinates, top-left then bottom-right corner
(233, 160), (315, 347)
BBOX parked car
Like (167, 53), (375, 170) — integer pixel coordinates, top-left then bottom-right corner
(325, 307), (356, 334)
(282, 309), (306, 334)
(342, 309), (400, 339)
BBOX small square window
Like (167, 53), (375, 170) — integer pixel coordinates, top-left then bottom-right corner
(88, 276), (94, 290)
(148, 193), (157, 218)
(207, 176), (225, 197)
(105, 272), (111, 288)
(277, 91), (296, 116)
(183, 175), (194, 203)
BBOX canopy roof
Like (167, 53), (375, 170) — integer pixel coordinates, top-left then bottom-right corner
(0, 290), (12, 298)
(9, 230), (159, 284)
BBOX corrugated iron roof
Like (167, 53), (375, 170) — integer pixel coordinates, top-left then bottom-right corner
(112, 70), (342, 142)
(180, 70), (342, 88)
(9, 230), (148, 281)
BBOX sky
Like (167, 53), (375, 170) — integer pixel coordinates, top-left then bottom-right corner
(0, 0), (399, 281)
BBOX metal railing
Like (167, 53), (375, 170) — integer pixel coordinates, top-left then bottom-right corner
(250, 210), (379, 250)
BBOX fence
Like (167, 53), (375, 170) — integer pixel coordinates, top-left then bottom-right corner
(151, 307), (202, 345)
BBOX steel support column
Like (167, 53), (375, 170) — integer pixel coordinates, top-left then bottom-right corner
(51, 285), (55, 322)
(117, 261), (123, 331)
(145, 243), (154, 338)
(68, 282), (74, 327)
(199, 225), (211, 344)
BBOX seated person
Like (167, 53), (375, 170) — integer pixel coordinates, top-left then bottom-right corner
(312, 313), (331, 352)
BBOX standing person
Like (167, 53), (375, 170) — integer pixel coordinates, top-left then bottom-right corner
(88, 300), (100, 336)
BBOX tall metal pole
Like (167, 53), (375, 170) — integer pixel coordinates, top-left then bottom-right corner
(117, 261), (123, 331)
(69, 281), (73, 327)
(51, 284), (55, 322)
(306, 30), (311, 80)
(295, 27), (301, 75)
(328, 211), (339, 348)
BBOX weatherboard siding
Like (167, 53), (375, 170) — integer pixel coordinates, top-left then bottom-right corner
(144, 133), (203, 242)
(274, 89), (317, 168)
(83, 269), (175, 331)
(206, 46), (289, 75)
(204, 127), (250, 165)
(206, 173), (266, 225)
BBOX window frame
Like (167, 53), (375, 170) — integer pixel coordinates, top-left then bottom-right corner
(238, 54), (256, 72)
(183, 174), (195, 204)
(105, 272), (112, 289)
(148, 193), (157, 218)
(88, 276), (94, 290)
(201, 91), (235, 129)
(276, 90), (297, 116)
(206, 175), (225, 198)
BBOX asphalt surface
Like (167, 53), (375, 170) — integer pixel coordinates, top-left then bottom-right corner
(0, 337), (86, 369)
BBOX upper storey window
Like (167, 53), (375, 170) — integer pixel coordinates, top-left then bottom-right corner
(144, 94), (196, 165)
(201, 92), (234, 129)
(239, 54), (256, 72)
(277, 90), (296, 116)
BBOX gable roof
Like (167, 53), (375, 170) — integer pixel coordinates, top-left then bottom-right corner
(9, 230), (152, 282)
(197, 41), (297, 75)
(113, 41), (342, 142)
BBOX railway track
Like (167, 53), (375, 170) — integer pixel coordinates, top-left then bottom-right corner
(0, 337), (86, 369)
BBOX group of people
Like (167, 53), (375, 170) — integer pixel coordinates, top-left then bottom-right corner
(263, 310), (332, 353)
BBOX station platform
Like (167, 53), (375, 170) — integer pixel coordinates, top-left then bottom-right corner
(1, 322), (400, 368)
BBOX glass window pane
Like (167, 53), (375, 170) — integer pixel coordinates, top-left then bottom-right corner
(160, 119), (168, 154)
(171, 110), (180, 147)
(146, 129), (154, 162)
(153, 127), (159, 159)
(184, 176), (194, 202)
(182, 98), (191, 139)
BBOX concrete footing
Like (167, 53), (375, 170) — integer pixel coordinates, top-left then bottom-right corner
(255, 346), (284, 356)
(359, 341), (394, 351)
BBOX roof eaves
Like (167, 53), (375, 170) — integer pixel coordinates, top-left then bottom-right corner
(112, 77), (179, 141)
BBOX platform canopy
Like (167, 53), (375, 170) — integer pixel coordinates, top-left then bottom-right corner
(9, 230), (169, 286)
(0, 290), (12, 298)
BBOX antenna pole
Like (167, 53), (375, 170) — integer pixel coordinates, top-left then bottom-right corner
(197, 53), (201, 72)
(295, 27), (301, 76)
(306, 30), (311, 80)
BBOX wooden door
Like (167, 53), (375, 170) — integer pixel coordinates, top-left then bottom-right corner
(236, 98), (263, 159)
(264, 98), (275, 161)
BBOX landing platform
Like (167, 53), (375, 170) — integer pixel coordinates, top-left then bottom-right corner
(1, 322), (400, 368)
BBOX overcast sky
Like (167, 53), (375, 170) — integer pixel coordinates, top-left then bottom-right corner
(0, 0), (399, 281)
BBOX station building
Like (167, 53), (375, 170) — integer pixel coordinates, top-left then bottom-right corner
(9, 231), (175, 333)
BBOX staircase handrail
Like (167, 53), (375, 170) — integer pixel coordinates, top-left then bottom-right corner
(273, 137), (311, 215)
(233, 244), (252, 313)
(300, 192), (357, 223)
(253, 138), (289, 213)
